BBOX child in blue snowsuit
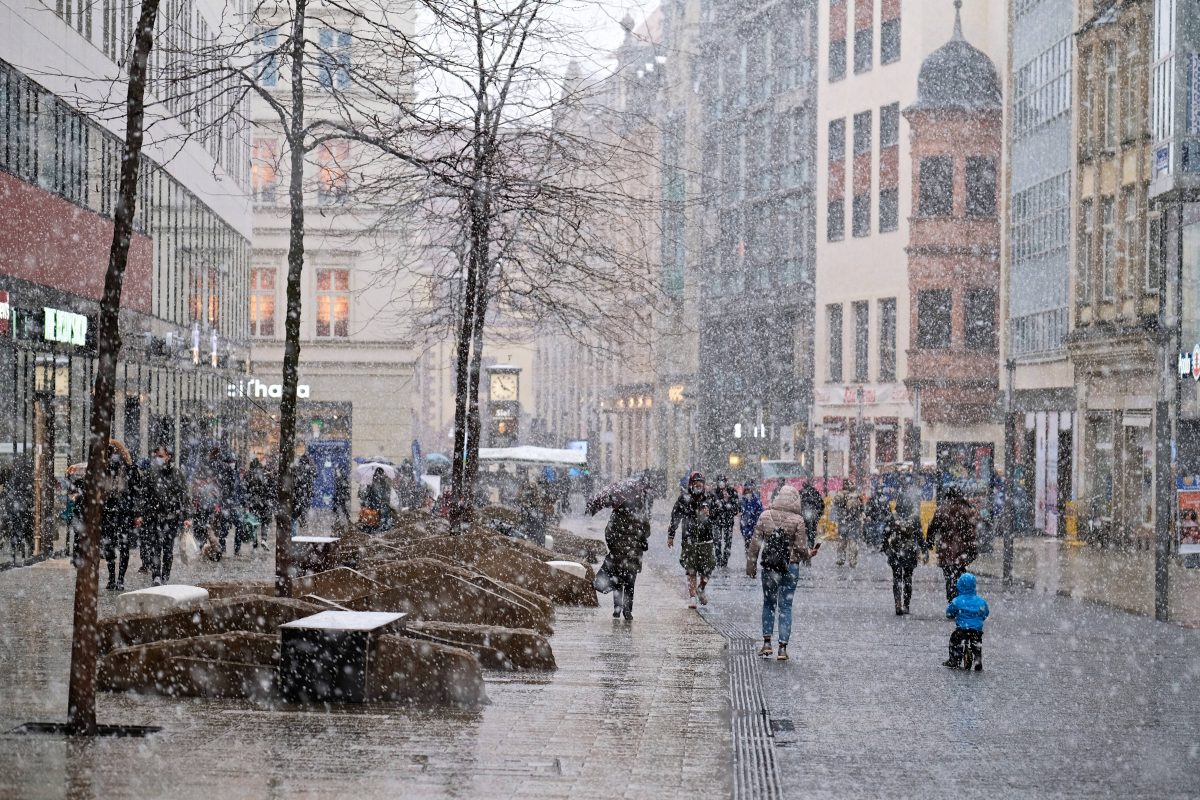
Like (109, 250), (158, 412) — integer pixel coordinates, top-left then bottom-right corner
(944, 572), (989, 670)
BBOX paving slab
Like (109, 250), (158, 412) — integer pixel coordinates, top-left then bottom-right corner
(0, 521), (732, 800)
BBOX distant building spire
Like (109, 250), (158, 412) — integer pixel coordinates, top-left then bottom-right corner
(953, 0), (964, 41)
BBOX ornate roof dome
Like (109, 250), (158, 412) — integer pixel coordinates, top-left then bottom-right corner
(908, 1), (1001, 113)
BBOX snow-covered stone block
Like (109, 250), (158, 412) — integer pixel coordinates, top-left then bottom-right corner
(117, 585), (210, 617)
(545, 560), (587, 580)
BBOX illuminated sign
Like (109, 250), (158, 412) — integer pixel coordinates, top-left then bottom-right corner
(227, 379), (311, 399)
(0, 291), (9, 337)
(43, 307), (88, 347)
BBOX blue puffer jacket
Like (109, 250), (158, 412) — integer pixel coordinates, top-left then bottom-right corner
(740, 493), (763, 542)
(946, 572), (989, 631)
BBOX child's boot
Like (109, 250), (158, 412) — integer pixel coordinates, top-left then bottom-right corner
(972, 643), (983, 671)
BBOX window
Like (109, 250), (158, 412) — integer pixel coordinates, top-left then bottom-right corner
(250, 137), (280, 203)
(828, 199), (845, 241)
(917, 289), (951, 349)
(1013, 37), (1071, 138)
(1080, 48), (1095, 157)
(829, 118), (846, 162)
(189, 268), (220, 325)
(1122, 187), (1139, 290)
(317, 140), (349, 205)
(852, 194), (870, 237)
(315, 269), (350, 337)
(853, 301), (869, 381)
(965, 157), (996, 218)
(854, 27), (873, 74)
(853, 110), (872, 155)
(1079, 199), (1094, 303)
(879, 188), (899, 232)
(1147, 214), (1162, 291)
(256, 30), (279, 87)
(918, 156), (953, 217)
(964, 289), (996, 351)
(1103, 43), (1118, 148)
(827, 304), (844, 382)
(1123, 31), (1140, 141)
(829, 38), (846, 81)
(318, 28), (352, 89)
(879, 103), (899, 147)
(881, 17), (901, 64)
(1010, 172), (1070, 267)
(1101, 196), (1115, 300)
(249, 268), (276, 337)
(54, 0), (92, 38)
(878, 298), (896, 381)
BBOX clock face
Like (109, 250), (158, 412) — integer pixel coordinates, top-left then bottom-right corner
(491, 373), (518, 402)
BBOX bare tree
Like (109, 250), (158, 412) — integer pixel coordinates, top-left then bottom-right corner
(363, 0), (666, 522)
(68, 0), (162, 737)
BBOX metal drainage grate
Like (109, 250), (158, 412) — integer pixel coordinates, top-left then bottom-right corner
(701, 615), (783, 800)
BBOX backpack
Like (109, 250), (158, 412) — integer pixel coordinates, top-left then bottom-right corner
(761, 528), (791, 573)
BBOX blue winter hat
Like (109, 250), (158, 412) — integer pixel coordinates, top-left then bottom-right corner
(956, 572), (977, 595)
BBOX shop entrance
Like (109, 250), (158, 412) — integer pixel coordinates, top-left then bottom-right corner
(307, 439), (351, 509)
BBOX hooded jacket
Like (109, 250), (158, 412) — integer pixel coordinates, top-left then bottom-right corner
(746, 485), (811, 577)
(945, 572), (989, 631)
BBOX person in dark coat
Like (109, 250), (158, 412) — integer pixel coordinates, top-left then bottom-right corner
(588, 474), (652, 620)
(360, 467), (393, 531)
(213, 449), (248, 556)
(739, 480), (764, 546)
(799, 482), (825, 548)
(927, 487), (978, 601)
(710, 474), (740, 568)
(245, 458), (274, 548)
(101, 440), (138, 590)
(882, 494), (925, 615)
(293, 453), (317, 531)
(332, 465), (352, 523)
(667, 472), (716, 609)
(3, 456), (35, 564)
(142, 445), (190, 585)
(864, 488), (891, 550)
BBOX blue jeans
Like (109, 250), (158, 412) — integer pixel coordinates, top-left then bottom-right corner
(761, 565), (800, 642)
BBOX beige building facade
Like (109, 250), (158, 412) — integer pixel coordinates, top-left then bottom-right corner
(245, 3), (419, 494)
(813, 0), (1006, 481)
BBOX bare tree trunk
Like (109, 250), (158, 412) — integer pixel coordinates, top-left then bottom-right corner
(67, 0), (161, 737)
(273, 0), (308, 597)
(450, 199), (482, 527)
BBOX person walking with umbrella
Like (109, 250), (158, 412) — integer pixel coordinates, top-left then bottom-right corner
(587, 474), (653, 620)
(667, 472), (716, 609)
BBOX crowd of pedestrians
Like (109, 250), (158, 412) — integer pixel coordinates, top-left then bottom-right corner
(0, 442), (332, 589)
(590, 471), (987, 669)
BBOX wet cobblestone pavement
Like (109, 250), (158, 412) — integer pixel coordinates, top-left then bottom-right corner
(691, 536), (1200, 799)
(4, 511), (1200, 798)
(0, 529), (731, 800)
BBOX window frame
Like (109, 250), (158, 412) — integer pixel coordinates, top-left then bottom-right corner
(853, 300), (870, 382)
(878, 297), (897, 381)
(965, 156), (997, 218)
(315, 267), (351, 338)
(916, 289), (952, 350)
(918, 155), (953, 218)
(827, 303), (844, 383)
(249, 267), (277, 338)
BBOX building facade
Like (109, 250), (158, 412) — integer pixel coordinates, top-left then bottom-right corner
(1005, 0), (1077, 536)
(1068, 0), (1157, 545)
(1150, 0), (1200, 489)
(902, 6), (1004, 493)
(245, 3), (418, 502)
(0, 0), (253, 550)
(812, 0), (1006, 482)
(688, 0), (818, 479)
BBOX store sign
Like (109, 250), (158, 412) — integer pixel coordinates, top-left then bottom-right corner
(1179, 345), (1200, 381)
(0, 291), (9, 337)
(227, 378), (311, 399)
(43, 307), (88, 347)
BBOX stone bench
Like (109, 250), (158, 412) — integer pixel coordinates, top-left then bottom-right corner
(279, 610), (408, 703)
